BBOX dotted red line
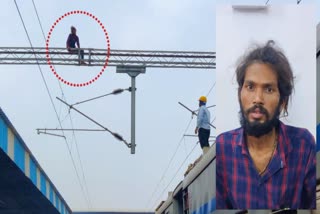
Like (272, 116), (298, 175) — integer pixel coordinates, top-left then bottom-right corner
(45, 10), (111, 87)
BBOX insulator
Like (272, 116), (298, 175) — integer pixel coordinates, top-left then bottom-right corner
(113, 88), (124, 94)
(113, 133), (124, 141)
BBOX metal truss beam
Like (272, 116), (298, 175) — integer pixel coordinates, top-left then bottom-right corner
(0, 47), (216, 69)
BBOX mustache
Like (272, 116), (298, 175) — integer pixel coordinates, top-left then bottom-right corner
(246, 105), (268, 115)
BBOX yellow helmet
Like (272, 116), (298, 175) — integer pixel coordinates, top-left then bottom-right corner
(198, 96), (207, 103)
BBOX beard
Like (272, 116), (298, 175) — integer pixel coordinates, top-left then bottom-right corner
(239, 103), (280, 138)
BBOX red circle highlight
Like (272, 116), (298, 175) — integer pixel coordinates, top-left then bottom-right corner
(46, 10), (110, 87)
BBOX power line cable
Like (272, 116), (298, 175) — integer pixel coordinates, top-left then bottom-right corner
(31, 0), (66, 100)
(178, 102), (216, 129)
(57, 97), (130, 147)
(148, 81), (217, 210)
(31, 0), (92, 207)
(206, 80), (215, 130)
(211, 116), (216, 124)
(68, 112), (92, 205)
(206, 81), (215, 97)
(59, 111), (71, 125)
(145, 118), (194, 210)
(151, 141), (199, 210)
(14, 0), (91, 208)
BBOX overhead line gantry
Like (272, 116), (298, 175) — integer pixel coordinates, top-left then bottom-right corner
(0, 47), (216, 68)
(0, 47), (216, 154)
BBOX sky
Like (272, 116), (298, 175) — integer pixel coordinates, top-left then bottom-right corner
(0, 0), (319, 212)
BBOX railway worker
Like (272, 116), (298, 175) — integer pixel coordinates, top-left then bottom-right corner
(216, 40), (316, 209)
(195, 96), (211, 154)
(66, 26), (86, 65)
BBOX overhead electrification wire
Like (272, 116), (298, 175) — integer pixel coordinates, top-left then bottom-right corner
(31, 0), (66, 99)
(151, 141), (200, 210)
(206, 81), (216, 97)
(147, 81), (217, 210)
(145, 118), (194, 210)
(31, 0), (92, 208)
(178, 102), (216, 129)
(57, 97), (130, 147)
(206, 80), (216, 130)
(150, 74), (217, 210)
(211, 116), (216, 124)
(14, 0), (91, 208)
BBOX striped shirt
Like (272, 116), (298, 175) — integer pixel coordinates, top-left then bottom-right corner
(216, 121), (316, 209)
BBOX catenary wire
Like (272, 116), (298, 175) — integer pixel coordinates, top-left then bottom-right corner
(14, 0), (91, 208)
(145, 118), (193, 210)
(147, 77), (216, 209)
(31, 0), (92, 207)
(206, 81), (216, 97)
(151, 141), (199, 210)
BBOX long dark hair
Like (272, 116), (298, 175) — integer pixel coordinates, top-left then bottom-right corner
(235, 40), (294, 117)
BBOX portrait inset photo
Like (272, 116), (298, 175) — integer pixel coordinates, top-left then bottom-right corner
(215, 5), (316, 209)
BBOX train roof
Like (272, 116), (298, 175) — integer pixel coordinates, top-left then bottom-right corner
(155, 192), (173, 214)
(183, 143), (215, 189)
(155, 180), (183, 214)
(172, 181), (183, 198)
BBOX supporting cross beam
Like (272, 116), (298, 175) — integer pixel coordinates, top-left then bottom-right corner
(0, 47), (216, 69)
